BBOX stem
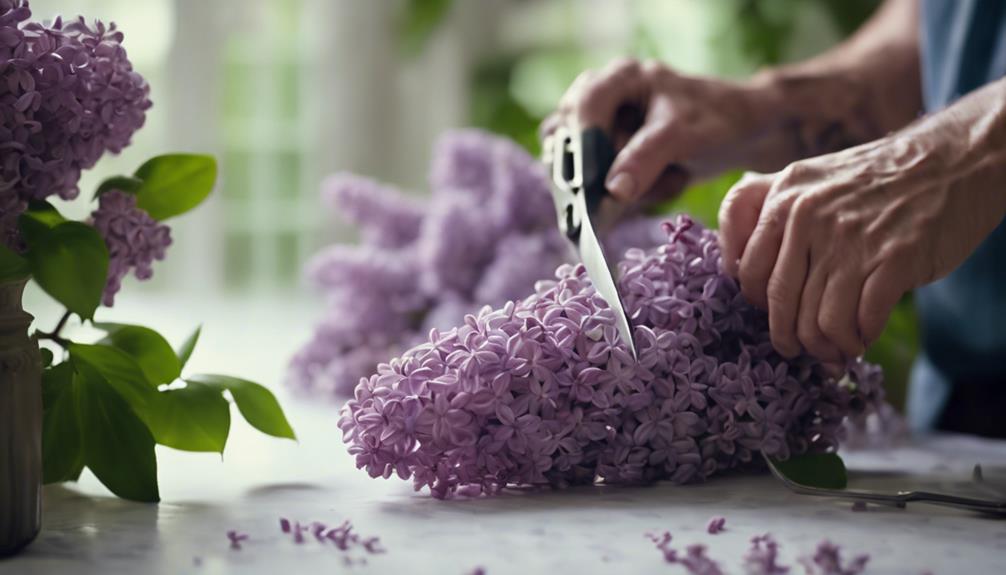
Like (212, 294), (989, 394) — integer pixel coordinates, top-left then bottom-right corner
(36, 310), (72, 349)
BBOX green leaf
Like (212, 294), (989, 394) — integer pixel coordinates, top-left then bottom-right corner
(176, 325), (202, 370)
(18, 201), (67, 247)
(133, 154), (217, 220)
(95, 323), (181, 385)
(69, 343), (157, 410)
(75, 368), (160, 502)
(41, 363), (84, 484)
(769, 452), (848, 490)
(70, 343), (231, 453)
(187, 374), (296, 440)
(39, 347), (54, 368)
(94, 175), (144, 199)
(24, 221), (108, 321)
(0, 244), (30, 281)
(864, 295), (918, 412)
(398, 0), (453, 56)
(142, 382), (230, 453)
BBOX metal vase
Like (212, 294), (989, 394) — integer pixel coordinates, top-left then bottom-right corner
(0, 278), (42, 556)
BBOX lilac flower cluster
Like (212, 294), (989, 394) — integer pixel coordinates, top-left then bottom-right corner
(90, 190), (171, 306)
(0, 1), (150, 248)
(340, 215), (885, 497)
(288, 130), (664, 398)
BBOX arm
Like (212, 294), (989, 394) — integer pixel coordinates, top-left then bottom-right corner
(745, 0), (923, 170)
(719, 76), (1006, 363)
(543, 0), (923, 204)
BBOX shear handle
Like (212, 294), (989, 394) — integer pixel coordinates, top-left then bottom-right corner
(579, 127), (616, 218)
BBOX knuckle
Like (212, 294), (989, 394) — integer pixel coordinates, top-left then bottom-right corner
(640, 59), (666, 80)
(817, 312), (845, 343)
(760, 200), (788, 232)
(718, 196), (738, 229)
(778, 161), (809, 185)
(798, 328), (838, 362)
(608, 57), (640, 76)
(766, 278), (792, 308)
(819, 304), (865, 358)
(789, 193), (819, 222)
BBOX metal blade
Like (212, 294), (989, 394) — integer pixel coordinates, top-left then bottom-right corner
(573, 191), (637, 359)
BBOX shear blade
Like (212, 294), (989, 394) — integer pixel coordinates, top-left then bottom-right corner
(572, 191), (637, 359)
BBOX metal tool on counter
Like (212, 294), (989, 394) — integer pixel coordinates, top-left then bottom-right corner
(764, 454), (1006, 516)
(542, 124), (636, 358)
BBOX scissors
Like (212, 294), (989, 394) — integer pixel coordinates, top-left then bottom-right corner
(542, 124), (637, 359)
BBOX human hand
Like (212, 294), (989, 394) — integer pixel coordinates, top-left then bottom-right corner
(718, 128), (1006, 363)
(540, 59), (785, 207)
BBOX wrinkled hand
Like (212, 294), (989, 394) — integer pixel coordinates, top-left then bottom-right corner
(718, 133), (1006, 363)
(541, 59), (776, 206)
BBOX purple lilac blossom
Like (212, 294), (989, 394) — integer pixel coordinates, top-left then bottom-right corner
(0, 1), (150, 207)
(89, 190), (171, 306)
(647, 531), (677, 563)
(322, 173), (425, 249)
(647, 533), (724, 575)
(744, 534), (790, 575)
(288, 129), (665, 398)
(707, 516), (727, 535)
(800, 540), (869, 575)
(226, 530), (249, 550)
(340, 215), (885, 498)
(278, 517), (384, 555)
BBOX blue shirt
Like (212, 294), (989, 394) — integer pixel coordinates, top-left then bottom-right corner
(908, 0), (1006, 430)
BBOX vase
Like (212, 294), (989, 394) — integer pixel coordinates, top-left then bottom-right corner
(0, 278), (42, 556)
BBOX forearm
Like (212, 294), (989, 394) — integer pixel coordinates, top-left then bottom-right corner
(740, 0), (923, 171)
(897, 78), (1006, 242)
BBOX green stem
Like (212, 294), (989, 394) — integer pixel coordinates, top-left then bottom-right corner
(36, 310), (72, 349)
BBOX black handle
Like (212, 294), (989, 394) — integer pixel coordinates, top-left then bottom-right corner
(580, 127), (615, 217)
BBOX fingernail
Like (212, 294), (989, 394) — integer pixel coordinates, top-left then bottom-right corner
(606, 172), (634, 199)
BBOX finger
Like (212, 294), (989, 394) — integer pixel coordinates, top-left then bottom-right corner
(818, 266), (866, 360)
(766, 206), (812, 358)
(795, 265), (840, 362)
(719, 172), (772, 277)
(858, 261), (907, 346)
(818, 362), (846, 379)
(558, 69), (597, 117)
(636, 166), (689, 209)
(573, 58), (648, 131)
(539, 112), (561, 141)
(738, 183), (790, 310)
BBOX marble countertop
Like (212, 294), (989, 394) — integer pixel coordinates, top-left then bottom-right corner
(3, 293), (1005, 575)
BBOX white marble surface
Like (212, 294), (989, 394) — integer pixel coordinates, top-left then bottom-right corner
(3, 293), (1006, 575)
